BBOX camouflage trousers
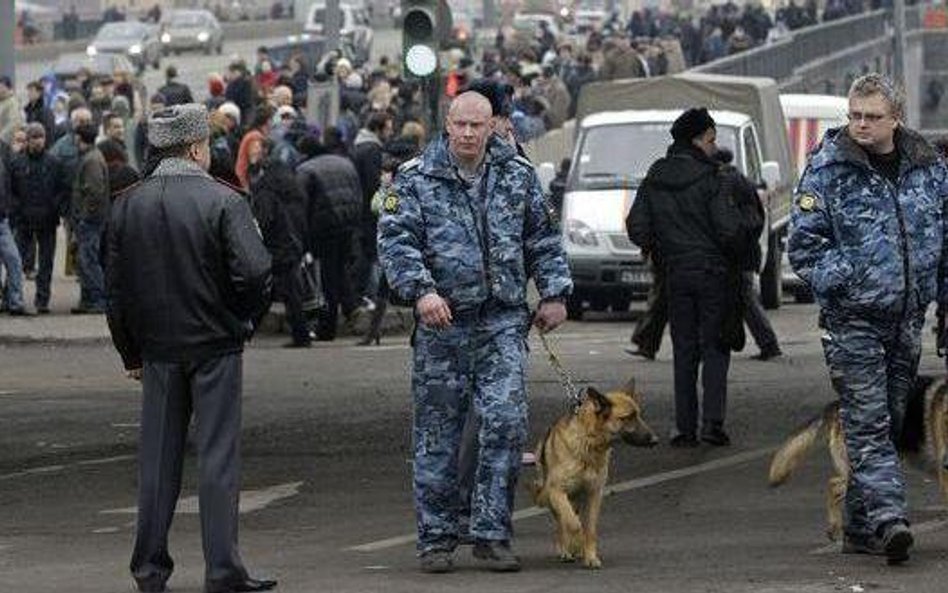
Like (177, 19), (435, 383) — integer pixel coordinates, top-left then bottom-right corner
(821, 312), (925, 538)
(410, 304), (530, 554)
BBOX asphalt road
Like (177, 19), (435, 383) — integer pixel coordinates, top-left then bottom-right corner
(2, 303), (948, 592)
(14, 28), (404, 103)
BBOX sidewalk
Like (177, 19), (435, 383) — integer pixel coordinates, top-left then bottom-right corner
(0, 230), (413, 345)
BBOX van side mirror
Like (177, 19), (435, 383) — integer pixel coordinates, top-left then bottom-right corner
(536, 161), (556, 193)
(761, 161), (781, 190)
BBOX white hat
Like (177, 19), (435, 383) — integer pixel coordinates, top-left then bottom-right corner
(217, 101), (241, 126)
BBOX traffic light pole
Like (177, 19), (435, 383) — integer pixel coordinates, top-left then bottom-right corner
(326, 0), (341, 54)
(0, 1), (14, 86)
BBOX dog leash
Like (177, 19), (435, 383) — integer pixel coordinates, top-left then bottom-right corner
(537, 330), (584, 412)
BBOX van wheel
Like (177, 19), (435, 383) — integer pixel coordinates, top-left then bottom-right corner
(566, 296), (584, 321)
(760, 230), (783, 310)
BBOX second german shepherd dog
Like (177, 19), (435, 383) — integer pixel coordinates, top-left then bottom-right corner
(531, 378), (658, 568)
(769, 375), (948, 541)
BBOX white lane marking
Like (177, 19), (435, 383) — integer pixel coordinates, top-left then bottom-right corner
(809, 518), (948, 555)
(101, 481), (305, 515)
(0, 454), (134, 481)
(92, 527), (120, 534)
(346, 447), (774, 552)
(111, 423), (140, 429)
(0, 390), (18, 395)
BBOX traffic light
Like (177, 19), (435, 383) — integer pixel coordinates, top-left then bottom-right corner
(401, 0), (452, 78)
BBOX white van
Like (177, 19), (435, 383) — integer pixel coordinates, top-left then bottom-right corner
(779, 93), (848, 302)
(779, 94), (848, 177)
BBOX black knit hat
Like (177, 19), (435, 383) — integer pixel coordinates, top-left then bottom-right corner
(671, 107), (716, 144)
(464, 78), (513, 117)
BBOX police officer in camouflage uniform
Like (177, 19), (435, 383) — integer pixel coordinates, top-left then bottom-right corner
(378, 92), (572, 574)
(789, 74), (948, 564)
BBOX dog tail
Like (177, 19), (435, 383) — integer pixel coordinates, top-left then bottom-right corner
(769, 402), (837, 487)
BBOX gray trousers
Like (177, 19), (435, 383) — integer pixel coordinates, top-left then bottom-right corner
(130, 353), (247, 587)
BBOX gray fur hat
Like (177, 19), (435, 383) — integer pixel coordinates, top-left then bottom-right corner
(148, 103), (210, 149)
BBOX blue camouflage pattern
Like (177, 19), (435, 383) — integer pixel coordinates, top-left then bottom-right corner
(377, 134), (572, 310)
(789, 126), (948, 538)
(411, 304), (530, 552)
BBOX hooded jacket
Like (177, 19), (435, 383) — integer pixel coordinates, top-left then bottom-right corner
(377, 134), (572, 310)
(788, 127), (948, 320)
(627, 143), (729, 267)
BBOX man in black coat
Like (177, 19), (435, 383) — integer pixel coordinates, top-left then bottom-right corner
(23, 81), (55, 146)
(156, 66), (194, 107)
(627, 108), (733, 448)
(10, 124), (64, 313)
(296, 135), (364, 341)
(106, 104), (276, 593)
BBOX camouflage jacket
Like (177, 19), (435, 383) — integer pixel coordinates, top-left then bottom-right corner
(789, 127), (948, 319)
(377, 134), (572, 311)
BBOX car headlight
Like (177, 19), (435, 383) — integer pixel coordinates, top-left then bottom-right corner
(564, 219), (599, 247)
(129, 44), (142, 55)
(161, 32), (171, 43)
(197, 31), (209, 42)
(86, 45), (97, 56)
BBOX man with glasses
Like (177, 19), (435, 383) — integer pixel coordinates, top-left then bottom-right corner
(789, 74), (948, 564)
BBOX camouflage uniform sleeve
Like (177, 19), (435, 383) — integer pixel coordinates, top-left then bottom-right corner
(937, 161), (948, 309)
(787, 167), (853, 299)
(523, 166), (572, 299)
(377, 174), (437, 303)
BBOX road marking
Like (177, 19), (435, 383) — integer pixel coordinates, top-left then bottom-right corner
(92, 527), (120, 534)
(346, 447), (774, 552)
(0, 454), (135, 482)
(809, 518), (948, 555)
(0, 390), (18, 396)
(111, 423), (140, 429)
(101, 481), (304, 515)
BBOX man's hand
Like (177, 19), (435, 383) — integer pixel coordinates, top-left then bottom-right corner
(126, 368), (143, 381)
(533, 300), (567, 333)
(416, 293), (453, 328)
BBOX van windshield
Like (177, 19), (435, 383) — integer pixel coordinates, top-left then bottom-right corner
(568, 123), (738, 191)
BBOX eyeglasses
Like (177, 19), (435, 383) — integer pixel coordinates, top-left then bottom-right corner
(847, 111), (889, 124)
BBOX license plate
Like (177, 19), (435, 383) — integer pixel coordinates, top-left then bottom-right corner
(620, 270), (647, 284)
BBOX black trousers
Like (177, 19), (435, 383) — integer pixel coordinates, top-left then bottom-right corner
(275, 264), (310, 345)
(315, 234), (359, 340)
(131, 353), (248, 588)
(667, 265), (731, 436)
(14, 224), (56, 307)
(631, 259), (667, 355)
(741, 271), (780, 353)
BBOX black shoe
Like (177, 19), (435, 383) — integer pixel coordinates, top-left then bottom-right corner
(36, 305), (50, 315)
(879, 521), (913, 565)
(842, 533), (884, 556)
(750, 348), (783, 361)
(473, 540), (521, 572)
(419, 549), (455, 573)
(205, 576), (277, 593)
(136, 577), (168, 593)
(670, 433), (699, 448)
(623, 346), (656, 361)
(701, 427), (731, 447)
(8, 308), (32, 317)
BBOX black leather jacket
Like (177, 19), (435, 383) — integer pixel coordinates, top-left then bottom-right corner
(106, 158), (272, 370)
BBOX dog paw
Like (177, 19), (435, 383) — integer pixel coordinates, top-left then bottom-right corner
(582, 556), (602, 569)
(825, 527), (841, 542)
(558, 552), (576, 563)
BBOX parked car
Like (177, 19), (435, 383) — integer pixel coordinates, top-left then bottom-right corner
(161, 9), (224, 55)
(87, 21), (161, 73)
(304, 2), (373, 64)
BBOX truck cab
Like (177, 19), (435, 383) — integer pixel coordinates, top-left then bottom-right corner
(561, 109), (777, 318)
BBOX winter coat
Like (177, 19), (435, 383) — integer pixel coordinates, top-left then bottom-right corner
(296, 152), (363, 241)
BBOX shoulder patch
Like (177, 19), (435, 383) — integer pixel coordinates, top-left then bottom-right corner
(797, 193), (819, 212)
(383, 191), (400, 214)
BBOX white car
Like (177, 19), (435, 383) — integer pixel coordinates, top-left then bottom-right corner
(304, 2), (373, 64)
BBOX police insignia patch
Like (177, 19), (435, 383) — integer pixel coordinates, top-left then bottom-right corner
(798, 194), (817, 212)
(383, 193), (399, 213)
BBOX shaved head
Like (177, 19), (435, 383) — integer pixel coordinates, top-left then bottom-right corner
(446, 92), (493, 168)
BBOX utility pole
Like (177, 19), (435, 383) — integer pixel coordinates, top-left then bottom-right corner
(0, 0), (14, 87)
(326, 0), (341, 52)
(893, 0), (906, 88)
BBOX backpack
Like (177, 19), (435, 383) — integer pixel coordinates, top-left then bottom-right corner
(711, 165), (765, 271)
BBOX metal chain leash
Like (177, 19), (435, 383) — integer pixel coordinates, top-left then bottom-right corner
(537, 330), (584, 412)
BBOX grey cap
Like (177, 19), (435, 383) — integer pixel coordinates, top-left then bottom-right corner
(148, 103), (210, 149)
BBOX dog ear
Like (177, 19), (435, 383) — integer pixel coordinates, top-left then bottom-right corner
(620, 377), (637, 396)
(585, 387), (612, 415)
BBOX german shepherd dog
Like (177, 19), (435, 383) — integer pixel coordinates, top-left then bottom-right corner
(769, 375), (948, 541)
(531, 378), (658, 568)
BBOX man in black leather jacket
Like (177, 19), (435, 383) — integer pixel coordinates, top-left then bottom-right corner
(106, 104), (276, 593)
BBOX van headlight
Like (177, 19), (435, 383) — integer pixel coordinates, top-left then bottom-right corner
(128, 44), (143, 55)
(86, 45), (97, 56)
(564, 219), (599, 247)
(161, 32), (171, 43)
(197, 31), (209, 42)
